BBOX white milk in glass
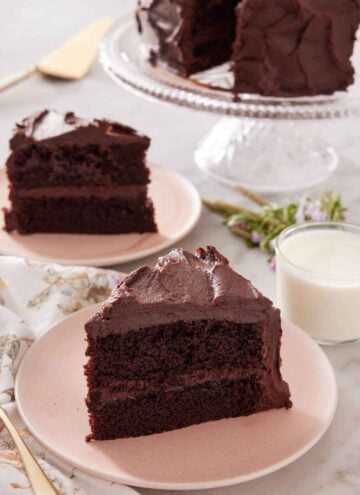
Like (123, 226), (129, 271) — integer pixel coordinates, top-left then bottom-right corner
(276, 225), (360, 344)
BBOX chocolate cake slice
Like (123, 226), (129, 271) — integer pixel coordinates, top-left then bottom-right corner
(136, 0), (240, 76)
(3, 110), (157, 234)
(85, 246), (291, 441)
(136, 0), (360, 96)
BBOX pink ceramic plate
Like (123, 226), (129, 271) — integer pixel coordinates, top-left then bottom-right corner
(0, 166), (201, 266)
(15, 304), (337, 490)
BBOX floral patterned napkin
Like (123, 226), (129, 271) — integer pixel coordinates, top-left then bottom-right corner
(0, 255), (131, 495)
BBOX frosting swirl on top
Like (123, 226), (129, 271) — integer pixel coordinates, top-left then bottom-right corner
(118, 246), (263, 305)
(86, 246), (277, 337)
(10, 110), (150, 150)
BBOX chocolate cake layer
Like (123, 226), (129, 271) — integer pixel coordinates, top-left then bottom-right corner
(85, 247), (291, 440)
(7, 146), (150, 189)
(7, 110), (150, 189)
(86, 376), (263, 440)
(85, 320), (264, 385)
(4, 195), (156, 234)
(232, 0), (360, 96)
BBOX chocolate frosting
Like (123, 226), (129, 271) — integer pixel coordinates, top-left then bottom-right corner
(10, 110), (150, 150)
(86, 246), (278, 338)
(233, 0), (360, 96)
(11, 184), (147, 200)
(95, 367), (264, 401)
(137, 0), (360, 96)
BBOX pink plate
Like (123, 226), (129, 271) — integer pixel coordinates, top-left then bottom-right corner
(0, 166), (201, 266)
(15, 304), (337, 490)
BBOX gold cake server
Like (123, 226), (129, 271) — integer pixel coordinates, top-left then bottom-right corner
(0, 407), (59, 494)
(0, 16), (113, 92)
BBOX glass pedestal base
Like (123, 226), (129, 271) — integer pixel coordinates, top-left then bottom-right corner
(195, 118), (339, 194)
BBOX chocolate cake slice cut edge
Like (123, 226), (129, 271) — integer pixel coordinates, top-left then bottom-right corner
(136, 0), (240, 77)
(84, 246), (292, 441)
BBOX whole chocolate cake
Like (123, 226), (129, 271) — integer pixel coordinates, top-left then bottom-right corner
(233, 0), (360, 96)
(85, 246), (291, 441)
(3, 110), (157, 234)
(136, 0), (360, 96)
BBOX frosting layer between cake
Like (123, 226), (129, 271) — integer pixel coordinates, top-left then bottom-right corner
(11, 185), (148, 199)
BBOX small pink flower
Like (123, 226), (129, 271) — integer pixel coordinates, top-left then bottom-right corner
(269, 257), (276, 271)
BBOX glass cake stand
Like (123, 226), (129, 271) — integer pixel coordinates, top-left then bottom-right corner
(100, 17), (360, 194)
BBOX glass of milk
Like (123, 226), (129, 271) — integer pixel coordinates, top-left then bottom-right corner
(276, 222), (360, 345)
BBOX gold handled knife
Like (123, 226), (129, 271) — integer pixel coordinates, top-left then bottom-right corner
(0, 16), (113, 92)
(0, 407), (59, 494)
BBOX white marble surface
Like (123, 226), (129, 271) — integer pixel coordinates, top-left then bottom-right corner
(1, 1), (360, 493)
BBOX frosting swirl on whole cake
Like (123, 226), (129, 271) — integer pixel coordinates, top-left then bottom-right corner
(233, 0), (360, 96)
(137, 0), (360, 96)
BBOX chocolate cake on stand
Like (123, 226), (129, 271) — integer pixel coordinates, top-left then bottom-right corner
(137, 0), (359, 97)
(100, 4), (360, 193)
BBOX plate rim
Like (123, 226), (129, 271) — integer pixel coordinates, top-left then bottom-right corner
(0, 165), (202, 267)
(15, 303), (338, 490)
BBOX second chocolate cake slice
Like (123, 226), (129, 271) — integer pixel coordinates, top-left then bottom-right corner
(85, 246), (291, 441)
(4, 110), (157, 234)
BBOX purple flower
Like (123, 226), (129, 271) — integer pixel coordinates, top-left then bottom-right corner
(310, 209), (328, 221)
(251, 231), (263, 245)
(295, 195), (331, 223)
(298, 198), (329, 222)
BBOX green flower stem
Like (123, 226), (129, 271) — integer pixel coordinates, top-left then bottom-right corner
(230, 226), (252, 240)
(259, 216), (288, 230)
(204, 191), (346, 267)
(202, 199), (260, 219)
(234, 184), (270, 207)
